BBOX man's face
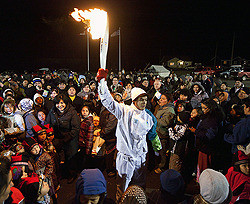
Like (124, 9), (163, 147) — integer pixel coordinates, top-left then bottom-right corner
(34, 81), (42, 88)
(23, 80), (28, 87)
(235, 81), (242, 88)
(134, 95), (147, 110)
(154, 80), (161, 90)
(238, 90), (247, 100)
(179, 94), (188, 101)
(113, 78), (118, 86)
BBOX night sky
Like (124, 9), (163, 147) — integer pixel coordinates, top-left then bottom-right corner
(1, 0), (250, 73)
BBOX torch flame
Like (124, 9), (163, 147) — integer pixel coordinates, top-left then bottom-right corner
(71, 8), (107, 39)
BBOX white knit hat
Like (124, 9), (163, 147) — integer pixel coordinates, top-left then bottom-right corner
(199, 169), (230, 204)
(131, 87), (147, 101)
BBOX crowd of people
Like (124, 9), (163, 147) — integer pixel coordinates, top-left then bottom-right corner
(0, 68), (249, 204)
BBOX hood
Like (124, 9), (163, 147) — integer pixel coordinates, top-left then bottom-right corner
(191, 82), (206, 92)
(33, 93), (44, 106)
(2, 88), (15, 98)
(75, 169), (106, 203)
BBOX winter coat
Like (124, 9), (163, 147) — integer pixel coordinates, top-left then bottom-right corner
(190, 82), (209, 108)
(99, 106), (117, 153)
(23, 110), (39, 138)
(155, 103), (175, 139)
(225, 167), (250, 203)
(79, 116), (94, 154)
(46, 104), (80, 158)
(70, 95), (84, 113)
(195, 114), (220, 154)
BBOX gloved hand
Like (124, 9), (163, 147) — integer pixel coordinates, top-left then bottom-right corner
(97, 68), (108, 82)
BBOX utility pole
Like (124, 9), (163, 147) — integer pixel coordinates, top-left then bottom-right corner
(213, 43), (218, 68)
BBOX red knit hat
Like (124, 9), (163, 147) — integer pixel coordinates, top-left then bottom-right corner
(44, 124), (54, 134)
(234, 150), (249, 165)
(32, 125), (46, 135)
(22, 137), (39, 152)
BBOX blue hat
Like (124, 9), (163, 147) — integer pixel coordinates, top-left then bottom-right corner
(160, 169), (185, 195)
(75, 169), (106, 203)
(32, 78), (42, 84)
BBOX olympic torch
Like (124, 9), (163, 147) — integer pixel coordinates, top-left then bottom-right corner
(71, 8), (109, 91)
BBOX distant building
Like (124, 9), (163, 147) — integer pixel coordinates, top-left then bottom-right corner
(221, 57), (250, 67)
(161, 57), (193, 69)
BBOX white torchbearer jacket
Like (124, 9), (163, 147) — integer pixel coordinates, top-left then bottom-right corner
(98, 81), (154, 177)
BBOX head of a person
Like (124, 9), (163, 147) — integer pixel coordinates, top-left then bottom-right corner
(75, 169), (107, 204)
(233, 151), (250, 176)
(141, 78), (149, 87)
(45, 124), (54, 142)
(34, 93), (44, 106)
(179, 88), (191, 101)
(0, 157), (14, 203)
(22, 79), (29, 87)
(235, 80), (242, 88)
(230, 104), (244, 118)
(112, 77), (119, 86)
(201, 98), (218, 115)
(193, 84), (200, 94)
(68, 86), (77, 97)
(158, 92), (173, 107)
(160, 169), (185, 197)
(19, 98), (34, 113)
(36, 110), (46, 123)
(177, 111), (190, 124)
(120, 185), (147, 204)
(154, 79), (162, 91)
(242, 98), (250, 115)
(125, 82), (133, 90)
(190, 107), (202, 119)
(50, 88), (59, 100)
(33, 78), (43, 89)
(131, 88), (147, 110)
(93, 116), (100, 127)
(18, 174), (49, 203)
(199, 169), (232, 204)
(89, 81), (96, 91)
(58, 80), (67, 90)
(3, 89), (14, 100)
(238, 89), (248, 100)
(82, 83), (90, 93)
(1, 98), (16, 115)
(22, 137), (40, 155)
(114, 93), (123, 103)
(81, 106), (90, 118)
(32, 125), (47, 143)
(220, 82), (227, 91)
(175, 100), (186, 113)
(54, 94), (70, 113)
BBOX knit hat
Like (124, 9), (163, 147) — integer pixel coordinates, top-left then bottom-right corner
(178, 111), (190, 124)
(199, 168), (230, 204)
(75, 169), (106, 203)
(131, 87), (147, 101)
(120, 185), (147, 204)
(19, 98), (33, 112)
(2, 88), (15, 98)
(160, 169), (185, 196)
(44, 124), (54, 135)
(32, 78), (42, 84)
(32, 125), (46, 136)
(234, 150), (249, 166)
(22, 137), (39, 152)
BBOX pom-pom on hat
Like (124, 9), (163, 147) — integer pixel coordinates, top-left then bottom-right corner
(22, 137), (39, 152)
(131, 87), (147, 101)
(234, 150), (249, 166)
(199, 169), (231, 204)
(160, 169), (185, 196)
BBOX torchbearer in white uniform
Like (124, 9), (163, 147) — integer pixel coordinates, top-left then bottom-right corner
(97, 68), (162, 202)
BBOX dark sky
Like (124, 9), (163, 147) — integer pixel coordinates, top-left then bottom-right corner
(1, 0), (250, 73)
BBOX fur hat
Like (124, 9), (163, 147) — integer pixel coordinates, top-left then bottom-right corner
(160, 169), (185, 196)
(22, 137), (39, 152)
(199, 169), (231, 204)
(19, 98), (33, 112)
(131, 87), (147, 101)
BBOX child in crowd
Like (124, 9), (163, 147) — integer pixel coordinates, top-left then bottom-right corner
(168, 111), (190, 173)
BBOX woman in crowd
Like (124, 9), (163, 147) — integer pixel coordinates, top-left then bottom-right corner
(67, 85), (84, 114)
(46, 94), (80, 184)
(190, 82), (209, 108)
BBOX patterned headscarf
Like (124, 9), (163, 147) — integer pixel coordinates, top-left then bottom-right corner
(120, 185), (147, 204)
(19, 98), (33, 112)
